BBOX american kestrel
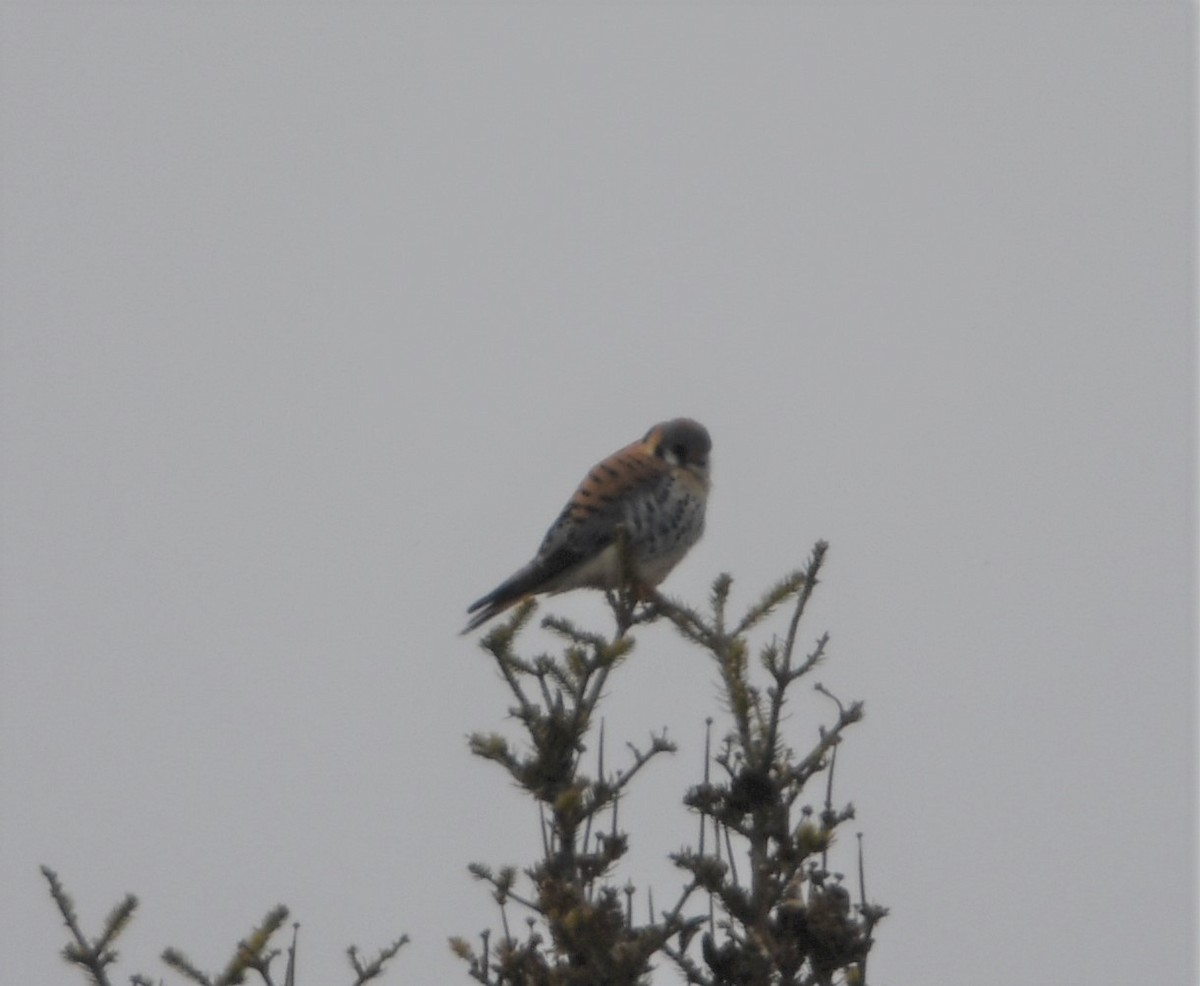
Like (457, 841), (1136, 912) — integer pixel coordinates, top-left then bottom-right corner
(463, 418), (711, 634)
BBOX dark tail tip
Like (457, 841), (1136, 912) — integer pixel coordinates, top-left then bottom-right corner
(461, 596), (508, 635)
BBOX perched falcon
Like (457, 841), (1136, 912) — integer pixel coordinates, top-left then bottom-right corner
(463, 418), (711, 633)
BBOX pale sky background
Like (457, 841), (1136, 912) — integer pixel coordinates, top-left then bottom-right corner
(1, 4), (1194, 985)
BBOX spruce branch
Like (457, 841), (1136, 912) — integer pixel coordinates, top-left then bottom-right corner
(43, 864), (406, 985)
(284, 925), (298, 986)
(732, 571), (808, 639)
(462, 568), (698, 985)
(160, 948), (214, 986)
(346, 937), (409, 986)
(462, 541), (884, 985)
(218, 904), (290, 986)
(41, 865), (134, 986)
(660, 541), (885, 986)
(763, 542), (828, 774)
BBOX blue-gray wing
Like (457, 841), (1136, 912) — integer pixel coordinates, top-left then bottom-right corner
(462, 442), (670, 632)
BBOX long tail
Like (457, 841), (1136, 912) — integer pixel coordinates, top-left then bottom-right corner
(461, 596), (522, 635)
(461, 560), (547, 634)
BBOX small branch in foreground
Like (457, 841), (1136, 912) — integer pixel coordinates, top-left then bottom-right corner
(41, 865), (133, 986)
(42, 867), (407, 986)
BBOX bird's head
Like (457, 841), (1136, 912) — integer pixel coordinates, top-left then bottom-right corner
(646, 418), (711, 488)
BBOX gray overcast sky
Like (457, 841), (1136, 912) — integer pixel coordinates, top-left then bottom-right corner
(1, 4), (1194, 985)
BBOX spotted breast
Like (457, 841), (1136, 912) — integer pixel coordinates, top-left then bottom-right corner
(463, 418), (711, 633)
